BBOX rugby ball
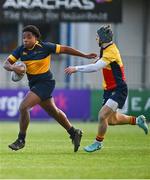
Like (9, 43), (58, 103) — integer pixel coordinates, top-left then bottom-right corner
(11, 61), (26, 82)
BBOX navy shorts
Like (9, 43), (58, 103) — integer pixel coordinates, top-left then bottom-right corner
(29, 79), (55, 101)
(102, 85), (128, 109)
(27, 71), (55, 101)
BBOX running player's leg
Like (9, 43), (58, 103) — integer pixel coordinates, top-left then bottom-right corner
(97, 105), (114, 138)
(19, 91), (41, 133)
(108, 112), (148, 134)
(39, 98), (82, 152)
(9, 91), (41, 151)
(84, 104), (113, 152)
(108, 112), (133, 125)
(40, 97), (72, 130)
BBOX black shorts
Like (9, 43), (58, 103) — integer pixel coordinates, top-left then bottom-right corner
(102, 84), (128, 109)
(27, 71), (55, 101)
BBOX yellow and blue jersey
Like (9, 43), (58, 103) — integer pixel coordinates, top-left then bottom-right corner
(8, 41), (60, 81)
(100, 43), (126, 90)
(8, 41), (61, 100)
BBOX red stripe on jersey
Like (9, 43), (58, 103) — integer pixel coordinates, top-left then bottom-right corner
(120, 66), (126, 81)
(103, 68), (116, 90)
(102, 66), (126, 90)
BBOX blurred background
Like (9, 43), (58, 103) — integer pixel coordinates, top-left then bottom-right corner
(0, 0), (150, 121)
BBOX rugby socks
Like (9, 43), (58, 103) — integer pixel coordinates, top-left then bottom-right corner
(130, 116), (136, 125)
(96, 135), (104, 142)
(67, 126), (76, 139)
(18, 132), (26, 142)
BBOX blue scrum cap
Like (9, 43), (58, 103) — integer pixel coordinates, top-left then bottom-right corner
(97, 25), (113, 43)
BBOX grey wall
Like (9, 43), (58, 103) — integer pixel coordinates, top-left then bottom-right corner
(64, 0), (150, 89)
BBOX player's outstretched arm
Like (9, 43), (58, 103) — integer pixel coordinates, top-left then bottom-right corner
(59, 45), (97, 59)
(65, 59), (107, 75)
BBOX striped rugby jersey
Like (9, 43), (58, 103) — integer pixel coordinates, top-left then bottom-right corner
(100, 43), (126, 90)
(8, 41), (60, 75)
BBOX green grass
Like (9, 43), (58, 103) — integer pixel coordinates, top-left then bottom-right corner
(0, 122), (150, 179)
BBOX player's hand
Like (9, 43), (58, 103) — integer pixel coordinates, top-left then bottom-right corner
(85, 53), (98, 59)
(64, 66), (77, 75)
(12, 64), (25, 75)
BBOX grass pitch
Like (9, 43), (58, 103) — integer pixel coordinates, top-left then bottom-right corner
(0, 121), (150, 179)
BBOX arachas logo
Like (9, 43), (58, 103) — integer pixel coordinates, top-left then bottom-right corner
(3, 0), (95, 10)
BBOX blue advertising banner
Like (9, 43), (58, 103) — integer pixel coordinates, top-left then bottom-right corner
(0, 89), (90, 120)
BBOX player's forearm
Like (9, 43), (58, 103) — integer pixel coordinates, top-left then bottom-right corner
(60, 46), (87, 58)
(76, 64), (98, 73)
(76, 59), (107, 73)
(3, 60), (14, 71)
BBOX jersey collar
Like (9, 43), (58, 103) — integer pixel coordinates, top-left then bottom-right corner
(102, 42), (113, 50)
(24, 41), (39, 50)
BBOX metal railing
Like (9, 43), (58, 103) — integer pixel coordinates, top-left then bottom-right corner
(0, 54), (150, 90)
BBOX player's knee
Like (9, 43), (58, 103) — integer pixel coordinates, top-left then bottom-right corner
(98, 111), (107, 122)
(19, 103), (29, 113)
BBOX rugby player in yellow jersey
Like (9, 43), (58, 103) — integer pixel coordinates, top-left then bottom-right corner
(3, 25), (97, 152)
(65, 25), (149, 152)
